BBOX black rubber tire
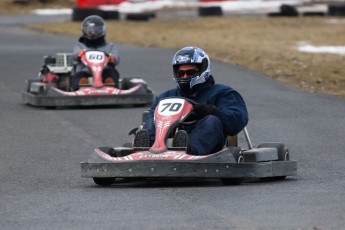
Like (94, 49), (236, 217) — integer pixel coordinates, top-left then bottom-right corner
(121, 77), (131, 90)
(121, 77), (142, 90)
(198, 6), (223, 17)
(93, 177), (116, 186)
(328, 4), (345, 16)
(221, 178), (243, 186)
(71, 7), (106, 21)
(45, 106), (57, 110)
(56, 74), (71, 91)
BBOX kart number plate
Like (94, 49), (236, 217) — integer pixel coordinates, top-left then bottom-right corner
(85, 51), (105, 63)
(158, 98), (185, 116)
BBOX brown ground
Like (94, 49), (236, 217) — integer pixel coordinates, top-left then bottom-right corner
(0, 0), (74, 14)
(2, 0), (345, 98)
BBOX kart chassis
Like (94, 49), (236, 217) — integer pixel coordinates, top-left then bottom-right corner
(81, 97), (297, 186)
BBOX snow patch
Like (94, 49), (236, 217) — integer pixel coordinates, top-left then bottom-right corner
(298, 42), (345, 56)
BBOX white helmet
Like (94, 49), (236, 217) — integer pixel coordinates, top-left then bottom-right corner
(172, 46), (211, 94)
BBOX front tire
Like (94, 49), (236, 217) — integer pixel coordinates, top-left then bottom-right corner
(93, 177), (116, 186)
(221, 178), (243, 186)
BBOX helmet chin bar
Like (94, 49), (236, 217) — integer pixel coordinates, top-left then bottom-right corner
(175, 76), (201, 95)
(176, 78), (191, 91)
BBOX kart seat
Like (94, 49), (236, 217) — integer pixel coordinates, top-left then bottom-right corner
(226, 135), (238, 147)
(226, 127), (253, 149)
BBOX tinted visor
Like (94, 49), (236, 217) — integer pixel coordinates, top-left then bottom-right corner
(83, 25), (104, 40)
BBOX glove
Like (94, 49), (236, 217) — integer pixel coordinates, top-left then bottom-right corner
(193, 104), (218, 119)
(107, 54), (116, 67)
(78, 49), (86, 59)
(76, 49), (86, 62)
(40, 65), (49, 74)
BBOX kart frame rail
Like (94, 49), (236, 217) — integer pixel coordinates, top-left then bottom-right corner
(81, 160), (297, 179)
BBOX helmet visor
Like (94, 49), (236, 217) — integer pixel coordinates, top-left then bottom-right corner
(83, 24), (104, 40)
(175, 69), (199, 79)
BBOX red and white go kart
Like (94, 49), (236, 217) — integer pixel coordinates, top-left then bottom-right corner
(22, 50), (154, 108)
(81, 97), (297, 186)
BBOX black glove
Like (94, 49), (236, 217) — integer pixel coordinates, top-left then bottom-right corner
(40, 65), (49, 74)
(107, 62), (115, 68)
(193, 104), (218, 119)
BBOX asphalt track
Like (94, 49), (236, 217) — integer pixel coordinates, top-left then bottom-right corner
(1, 15), (345, 229)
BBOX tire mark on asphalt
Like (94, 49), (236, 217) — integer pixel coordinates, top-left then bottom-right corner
(44, 110), (105, 147)
(0, 77), (104, 148)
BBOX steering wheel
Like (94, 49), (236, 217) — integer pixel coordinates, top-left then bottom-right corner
(179, 98), (199, 126)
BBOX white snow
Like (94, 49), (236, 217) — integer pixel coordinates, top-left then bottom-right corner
(298, 43), (345, 56)
(32, 8), (72, 15)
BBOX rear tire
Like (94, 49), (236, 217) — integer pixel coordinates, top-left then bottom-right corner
(93, 177), (116, 186)
(121, 77), (132, 90)
(56, 74), (71, 91)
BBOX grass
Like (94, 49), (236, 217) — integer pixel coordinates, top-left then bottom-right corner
(2, 0), (345, 98)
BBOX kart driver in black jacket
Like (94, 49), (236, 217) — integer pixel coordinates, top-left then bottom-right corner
(71, 15), (120, 91)
(134, 46), (249, 155)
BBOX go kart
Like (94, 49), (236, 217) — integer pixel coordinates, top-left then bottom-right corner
(81, 97), (297, 186)
(22, 50), (154, 108)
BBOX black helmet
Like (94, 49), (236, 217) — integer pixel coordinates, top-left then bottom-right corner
(82, 15), (106, 40)
(172, 46), (211, 94)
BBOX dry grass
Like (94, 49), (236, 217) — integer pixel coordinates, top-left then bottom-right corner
(2, 0), (345, 98)
(0, 0), (74, 14)
(29, 17), (345, 97)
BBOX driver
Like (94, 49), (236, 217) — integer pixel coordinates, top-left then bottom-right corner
(135, 46), (249, 155)
(71, 15), (120, 91)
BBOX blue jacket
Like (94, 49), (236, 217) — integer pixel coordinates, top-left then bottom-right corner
(143, 76), (249, 141)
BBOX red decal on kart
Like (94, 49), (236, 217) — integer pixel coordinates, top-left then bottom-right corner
(51, 84), (142, 96)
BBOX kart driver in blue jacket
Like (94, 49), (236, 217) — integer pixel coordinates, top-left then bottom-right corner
(71, 15), (120, 91)
(134, 46), (249, 156)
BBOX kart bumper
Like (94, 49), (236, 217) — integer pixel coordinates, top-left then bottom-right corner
(22, 91), (154, 107)
(81, 160), (297, 179)
(21, 80), (154, 107)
